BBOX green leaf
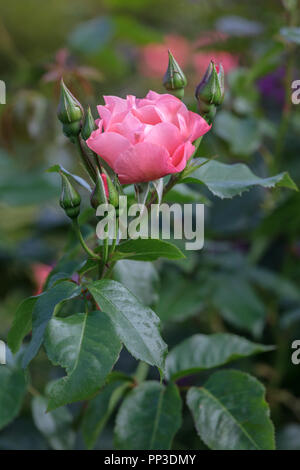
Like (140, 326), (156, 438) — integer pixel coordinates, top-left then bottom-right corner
(82, 380), (130, 450)
(88, 280), (167, 371)
(0, 350), (27, 431)
(211, 275), (266, 337)
(22, 281), (82, 368)
(156, 270), (206, 322)
(166, 333), (274, 380)
(31, 396), (75, 450)
(115, 238), (185, 261)
(187, 370), (275, 450)
(214, 111), (262, 156)
(8, 296), (39, 354)
(280, 27), (300, 44)
(183, 158), (298, 199)
(44, 311), (122, 410)
(114, 260), (159, 307)
(115, 382), (182, 450)
(47, 164), (92, 192)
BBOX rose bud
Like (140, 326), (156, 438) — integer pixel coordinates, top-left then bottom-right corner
(81, 106), (97, 141)
(195, 61), (224, 105)
(163, 50), (187, 99)
(103, 170), (119, 208)
(90, 168), (108, 209)
(59, 172), (81, 219)
(57, 79), (83, 142)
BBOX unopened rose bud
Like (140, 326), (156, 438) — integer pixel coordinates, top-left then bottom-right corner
(195, 61), (224, 108)
(163, 50), (187, 99)
(81, 106), (96, 141)
(90, 169), (108, 209)
(104, 170), (119, 208)
(57, 79), (83, 141)
(59, 173), (81, 219)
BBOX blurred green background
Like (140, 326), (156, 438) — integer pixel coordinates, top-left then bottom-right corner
(1, 0), (300, 450)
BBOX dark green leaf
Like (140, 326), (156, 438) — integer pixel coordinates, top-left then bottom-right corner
(115, 382), (182, 450)
(211, 276), (266, 337)
(0, 350), (27, 430)
(82, 380), (130, 450)
(187, 370), (275, 450)
(22, 281), (82, 368)
(115, 238), (185, 261)
(44, 311), (122, 410)
(8, 296), (39, 354)
(88, 280), (167, 371)
(166, 333), (274, 380)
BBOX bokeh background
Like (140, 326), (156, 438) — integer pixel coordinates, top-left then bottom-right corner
(0, 0), (300, 450)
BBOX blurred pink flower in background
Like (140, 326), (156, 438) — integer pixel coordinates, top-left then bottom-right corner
(139, 32), (238, 80)
(32, 263), (53, 295)
(139, 35), (191, 78)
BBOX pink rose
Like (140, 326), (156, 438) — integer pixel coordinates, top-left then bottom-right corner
(86, 91), (211, 184)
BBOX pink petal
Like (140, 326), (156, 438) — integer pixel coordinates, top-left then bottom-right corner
(86, 130), (131, 168)
(131, 105), (162, 125)
(143, 122), (183, 155)
(187, 111), (211, 142)
(115, 142), (175, 184)
(171, 141), (195, 171)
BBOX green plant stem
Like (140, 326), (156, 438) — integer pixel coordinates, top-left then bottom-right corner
(134, 361), (149, 384)
(72, 218), (101, 260)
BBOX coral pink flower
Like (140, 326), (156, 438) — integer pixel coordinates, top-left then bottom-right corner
(139, 35), (191, 78)
(32, 263), (52, 295)
(87, 91), (211, 184)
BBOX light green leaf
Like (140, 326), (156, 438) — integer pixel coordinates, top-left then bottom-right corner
(82, 380), (130, 450)
(31, 396), (75, 450)
(22, 281), (82, 368)
(0, 350), (27, 430)
(47, 164), (92, 192)
(115, 382), (182, 450)
(280, 27), (300, 44)
(187, 370), (275, 450)
(44, 311), (122, 410)
(88, 280), (167, 371)
(115, 238), (185, 261)
(8, 296), (39, 354)
(114, 260), (159, 307)
(183, 158), (298, 199)
(166, 333), (274, 380)
(214, 111), (262, 156)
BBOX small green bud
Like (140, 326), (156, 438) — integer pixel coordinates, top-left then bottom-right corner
(90, 169), (108, 209)
(163, 50), (187, 99)
(81, 106), (97, 140)
(195, 61), (224, 108)
(57, 79), (83, 141)
(104, 170), (119, 208)
(59, 173), (81, 219)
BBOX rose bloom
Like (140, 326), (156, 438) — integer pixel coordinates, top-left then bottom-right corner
(86, 91), (211, 184)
